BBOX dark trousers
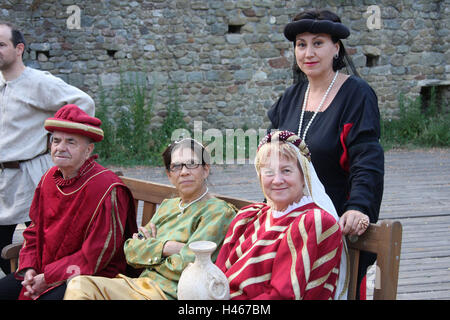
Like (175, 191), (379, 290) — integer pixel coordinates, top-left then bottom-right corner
(0, 224), (18, 275)
(0, 273), (66, 300)
(0, 222), (30, 274)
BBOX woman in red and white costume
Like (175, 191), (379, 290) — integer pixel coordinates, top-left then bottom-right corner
(216, 130), (348, 300)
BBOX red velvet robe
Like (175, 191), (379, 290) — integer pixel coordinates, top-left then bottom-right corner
(16, 157), (137, 299)
(216, 202), (343, 300)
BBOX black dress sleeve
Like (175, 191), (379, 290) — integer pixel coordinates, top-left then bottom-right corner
(340, 79), (384, 222)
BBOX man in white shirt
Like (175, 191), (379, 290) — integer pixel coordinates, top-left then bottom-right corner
(0, 22), (95, 274)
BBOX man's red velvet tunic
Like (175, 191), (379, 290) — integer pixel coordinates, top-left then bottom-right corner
(16, 157), (137, 298)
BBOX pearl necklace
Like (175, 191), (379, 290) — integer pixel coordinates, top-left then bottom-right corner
(178, 187), (209, 217)
(297, 71), (339, 141)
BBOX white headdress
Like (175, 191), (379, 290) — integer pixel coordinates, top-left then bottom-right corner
(256, 130), (348, 300)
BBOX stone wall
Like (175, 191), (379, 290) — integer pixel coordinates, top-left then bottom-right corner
(1, 0), (448, 130)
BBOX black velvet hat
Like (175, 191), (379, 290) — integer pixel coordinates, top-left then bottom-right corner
(284, 19), (350, 42)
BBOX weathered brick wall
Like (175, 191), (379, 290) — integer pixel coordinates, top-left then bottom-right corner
(1, 0), (448, 130)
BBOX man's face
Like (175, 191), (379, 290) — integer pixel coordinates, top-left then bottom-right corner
(51, 131), (94, 178)
(0, 25), (22, 71)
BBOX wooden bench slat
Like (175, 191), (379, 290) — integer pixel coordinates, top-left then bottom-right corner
(346, 220), (403, 300)
(212, 195), (253, 210)
(346, 224), (384, 253)
(374, 221), (402, 300)
(141, 202), (157, 226)
(1, 243), (21, 272)
(120, 176), (177, 204)
(346, 247), (360, 300)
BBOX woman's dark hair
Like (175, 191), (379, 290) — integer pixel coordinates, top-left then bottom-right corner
(290, 9), (359, 83)
(162, 138), (211, 171)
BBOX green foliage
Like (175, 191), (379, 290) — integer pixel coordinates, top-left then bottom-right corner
(381, 87), (450, 150)
(95, 75), (188, 166)
(96, 77), (448, 167)
(151, 85), (189, 158)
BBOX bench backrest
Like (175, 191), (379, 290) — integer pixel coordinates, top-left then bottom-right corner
(119, 176), (253, 226)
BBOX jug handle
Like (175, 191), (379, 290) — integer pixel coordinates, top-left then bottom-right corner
(208, 277), (228, 300)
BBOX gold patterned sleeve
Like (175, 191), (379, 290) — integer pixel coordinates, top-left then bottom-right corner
(154, 200), (236, 281)
(123, 237), (166, 269)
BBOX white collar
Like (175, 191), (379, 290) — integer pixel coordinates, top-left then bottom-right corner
(271, 195), (313, 219)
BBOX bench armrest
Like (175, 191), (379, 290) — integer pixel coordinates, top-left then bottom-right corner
(1, 242), (22, 261)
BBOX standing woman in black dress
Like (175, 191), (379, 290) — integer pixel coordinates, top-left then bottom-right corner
(267, 9), (384, 299)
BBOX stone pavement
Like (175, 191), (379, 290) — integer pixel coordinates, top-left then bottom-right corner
(3, 148), (449, 299)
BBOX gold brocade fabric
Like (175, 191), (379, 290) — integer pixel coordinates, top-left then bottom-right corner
(64, 197), (236, 300)
(64, 274), (167, 300)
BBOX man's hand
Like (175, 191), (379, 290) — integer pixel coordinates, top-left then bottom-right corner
(21, 270), (49, 299)
(21, 268), (37, 296)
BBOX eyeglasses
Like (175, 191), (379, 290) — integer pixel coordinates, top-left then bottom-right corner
(169, 162), (201, 172)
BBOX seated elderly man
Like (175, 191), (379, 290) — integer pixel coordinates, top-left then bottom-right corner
(0, 104), (137, 300)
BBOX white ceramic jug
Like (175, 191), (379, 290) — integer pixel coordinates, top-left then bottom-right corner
(177, 240), (230, 300)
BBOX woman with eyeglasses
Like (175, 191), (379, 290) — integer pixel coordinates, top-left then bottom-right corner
(64, 138), (236, 300)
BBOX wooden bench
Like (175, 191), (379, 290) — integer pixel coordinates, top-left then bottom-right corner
(1, 175), (402, 300)
(346, 220), (402, 299)
(0, 176), (252, 274)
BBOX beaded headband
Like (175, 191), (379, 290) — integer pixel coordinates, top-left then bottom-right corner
(284, 19), (350, 42)
(257, 130), (311, 161)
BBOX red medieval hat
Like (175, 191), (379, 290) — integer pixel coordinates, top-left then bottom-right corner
(44, 104), (104, 142)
